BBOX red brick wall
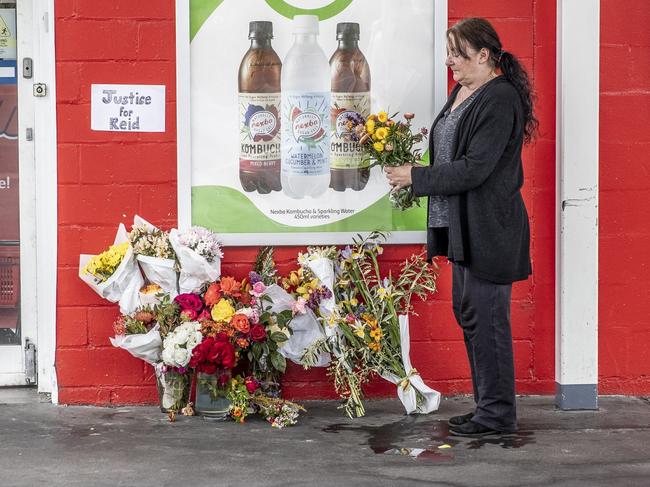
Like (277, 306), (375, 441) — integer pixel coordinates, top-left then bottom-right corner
(599, 0), (650, 394)
(54, 0), (557, 405)
(55, 0), (177, 404)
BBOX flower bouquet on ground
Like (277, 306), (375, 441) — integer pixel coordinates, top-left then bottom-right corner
(128, 215), (178, 300)
(345, 110), (427, 210)
(259, 246), (336, 367)
(186, 269), (304, 426)
(110, 306), (162, 365)
(301, 232), (440, 418)
(169, 226), (223, 294)
(159, 319), (203, 413)
(79, 223), (143, 314)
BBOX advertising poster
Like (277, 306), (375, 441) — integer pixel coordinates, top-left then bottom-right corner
(190, 0), (436, 244)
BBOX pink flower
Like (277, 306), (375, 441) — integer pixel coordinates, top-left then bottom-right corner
(180, 309), (198, 322)
(197, 309), (212, 322)
(291, 297), (307, 316)
(249, 281), (267, 298)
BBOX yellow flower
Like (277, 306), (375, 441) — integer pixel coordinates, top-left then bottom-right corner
(373, 141), (384, 152)
(354, 326), (366, 338)
(211, 298), (235, 323)
(365, 119), (376, 134)
(349, 297), (358, 307)
(368, 342), (381, 352)
(375, 127), (388, 140)
(377, 111), (388, 123)
(370, 327), (383, 341)
(377, 287), (389, 300)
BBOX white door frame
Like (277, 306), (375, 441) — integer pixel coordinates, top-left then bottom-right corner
(1, 0), (58, 400)
(555, 0), (599, 409)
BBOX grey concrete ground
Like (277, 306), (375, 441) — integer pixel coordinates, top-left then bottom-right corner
(1, 388), (649, 487)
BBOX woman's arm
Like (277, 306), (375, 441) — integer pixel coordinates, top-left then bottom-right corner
(411, 96), (515, 197)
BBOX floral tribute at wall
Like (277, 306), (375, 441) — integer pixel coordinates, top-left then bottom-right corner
(79, 217), (441, 425)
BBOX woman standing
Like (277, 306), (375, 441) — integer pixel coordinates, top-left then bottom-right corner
(385, 17), (537, 437)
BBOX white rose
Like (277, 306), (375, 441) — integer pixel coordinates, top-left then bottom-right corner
(174, 347), (189, 367)
(161, 347), (175, 366)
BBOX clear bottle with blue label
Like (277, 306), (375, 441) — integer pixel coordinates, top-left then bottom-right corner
(281, 15), (331, 199)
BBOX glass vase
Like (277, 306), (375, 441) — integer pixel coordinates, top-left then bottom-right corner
(195, 372), (231, 420)
(156, 370), (190, 413)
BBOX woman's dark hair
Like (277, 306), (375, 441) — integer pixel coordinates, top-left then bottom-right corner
(447, 18), (539, 144)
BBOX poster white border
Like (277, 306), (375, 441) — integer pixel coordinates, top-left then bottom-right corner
(176, 0), (448, 244)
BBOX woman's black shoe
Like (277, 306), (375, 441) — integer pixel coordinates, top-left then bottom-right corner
(448, 420), (503, 437)
(447, 412), (474, 426)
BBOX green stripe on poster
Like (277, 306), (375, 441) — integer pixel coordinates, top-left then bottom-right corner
(190, 0), (225, 41)
(264, 0), (353, 20)
(192, 185), (425, 234)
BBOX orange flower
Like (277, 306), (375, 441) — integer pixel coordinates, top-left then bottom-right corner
(219, 276), (241, 297)
(236, 338), (250, 349)
(231, 313), (250, 334)
(203, 282), (222, 307)
(239, 278), (252, 305)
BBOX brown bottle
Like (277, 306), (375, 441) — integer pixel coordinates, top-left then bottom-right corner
(238, 21), (282, 194)
(329, 22), (371, 192)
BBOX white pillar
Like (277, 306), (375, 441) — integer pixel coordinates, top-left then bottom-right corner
(433, 0), (448, 115)
(556, 0), (599, 410)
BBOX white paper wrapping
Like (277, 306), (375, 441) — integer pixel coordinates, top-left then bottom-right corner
(109, 324), (162, 365)
(169, 228), (221, 294)
(132, 215), (179, 298)
(305, 257), (337, 336)
(262, 284), (330, 367)
(79, 223), (143, 314)
(380, 315), (441, 415)
(137, 255), (178, 299)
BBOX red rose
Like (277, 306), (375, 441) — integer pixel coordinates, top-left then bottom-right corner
(174, 293), (203, 313)
(208, 335), (237, 369)
(189, 339), (209, 369)
(202, 363), (217, 375)
(245, 377), (259, 394)
(250, 324), (267, 342)
(218, 373), (230, 386)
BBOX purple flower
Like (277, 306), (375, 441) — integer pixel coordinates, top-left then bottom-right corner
(249, 271), (263, 285)
(420, 127), (429, 137)
(341, 246), (352, 260)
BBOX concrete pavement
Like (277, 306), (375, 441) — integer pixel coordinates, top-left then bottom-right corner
(1, 388), (649, 487)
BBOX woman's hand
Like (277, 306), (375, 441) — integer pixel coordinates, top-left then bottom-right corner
(384, 165), (413, 190)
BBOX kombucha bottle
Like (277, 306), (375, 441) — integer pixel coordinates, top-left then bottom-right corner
(329, 22), (371, 191)
(238, 21), (282, 194)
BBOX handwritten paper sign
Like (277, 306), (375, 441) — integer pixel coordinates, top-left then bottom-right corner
(91, 84), (166, 132)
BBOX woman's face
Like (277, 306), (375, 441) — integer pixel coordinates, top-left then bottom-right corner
(445, 38), (488, 86)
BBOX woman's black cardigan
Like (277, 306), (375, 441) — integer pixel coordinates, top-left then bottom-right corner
(411, 77), (532, 284)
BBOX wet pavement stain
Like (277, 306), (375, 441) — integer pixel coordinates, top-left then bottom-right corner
(323, 417), (537, 459)
(323, 417), (456, 461)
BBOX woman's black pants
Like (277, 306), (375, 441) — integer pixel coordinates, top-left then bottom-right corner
(451, 262), (517, 432)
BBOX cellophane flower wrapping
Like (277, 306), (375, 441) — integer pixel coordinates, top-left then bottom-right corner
(169, 227), (222, 294)
(78, 223), (143, 314)
(130, 215), (179, 299)
(109, 323), (162, 365)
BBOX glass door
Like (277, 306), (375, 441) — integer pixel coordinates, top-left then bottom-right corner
(0, 0), (30, 386)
